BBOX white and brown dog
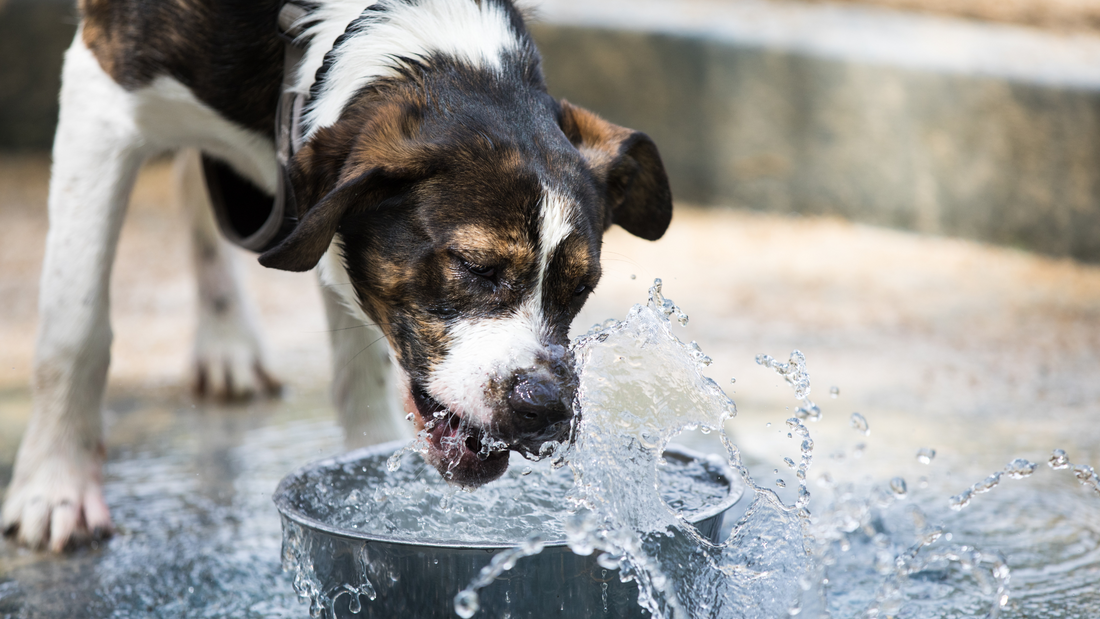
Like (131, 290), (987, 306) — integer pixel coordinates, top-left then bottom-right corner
(2, 0), (672, 551)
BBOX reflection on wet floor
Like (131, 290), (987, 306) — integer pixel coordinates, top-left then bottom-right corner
(1, 389), (345, 618)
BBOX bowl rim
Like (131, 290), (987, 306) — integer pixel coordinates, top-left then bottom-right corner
(273, 438), (745, 550)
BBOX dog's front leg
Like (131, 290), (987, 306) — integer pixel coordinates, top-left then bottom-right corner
(175, 149), (280, 400)
(319, 277), (410, 449)
(1, 39), (146, 550)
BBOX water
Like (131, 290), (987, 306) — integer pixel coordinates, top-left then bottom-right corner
(279, 447), (733, 544)
(446, 280), (1100, 619)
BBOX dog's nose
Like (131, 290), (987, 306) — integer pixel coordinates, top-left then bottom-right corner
(507, 372), (571, 431)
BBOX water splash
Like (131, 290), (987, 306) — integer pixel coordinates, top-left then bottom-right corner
(453, 535), (548, 618)
(756, 350), (820, 422)
(1043, 449), (1100, 495)
(950, 458), (1042, 511)
(452, 280), (1030, 619)
(451, 281), (812, 618)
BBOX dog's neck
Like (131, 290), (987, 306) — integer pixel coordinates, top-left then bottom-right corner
(291, 0), (533, 140)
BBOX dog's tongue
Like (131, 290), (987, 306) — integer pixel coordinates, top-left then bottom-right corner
(426, 413), (509, 486)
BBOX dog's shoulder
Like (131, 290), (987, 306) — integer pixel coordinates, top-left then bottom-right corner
(79, 0), (284, 135)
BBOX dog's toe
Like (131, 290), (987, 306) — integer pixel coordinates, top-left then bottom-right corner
(83, 485), (114, 533)
(192, 350), (281, 400)
(192, 318), (280, 401)
(2, 452), (112, 552)
(47, 501), (79, 552)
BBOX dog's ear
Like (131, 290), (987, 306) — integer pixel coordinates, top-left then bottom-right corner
(558, 100), (672, 240)
(258, 167), (399, 272)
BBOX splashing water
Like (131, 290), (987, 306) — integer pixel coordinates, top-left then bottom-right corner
(454, 280), (1085, 619)
(756, 350), (821, 422)
(272, 279), (1100, 619)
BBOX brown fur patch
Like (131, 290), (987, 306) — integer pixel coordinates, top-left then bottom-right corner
(559, 99), (673, 241)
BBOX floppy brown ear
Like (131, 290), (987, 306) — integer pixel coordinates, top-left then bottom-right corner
(258, 169), (385, 272)
(559, 100), (672, 240)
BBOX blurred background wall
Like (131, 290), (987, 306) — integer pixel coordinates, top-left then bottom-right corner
(0, 0), (75, 151)
(4, 0), (1100, 260)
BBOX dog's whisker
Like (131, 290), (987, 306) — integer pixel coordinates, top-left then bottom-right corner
(314, 321), (394, 334)
(338, 333), (389, 373)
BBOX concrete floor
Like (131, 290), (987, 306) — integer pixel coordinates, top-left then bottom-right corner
(1, 156), (1099, 617)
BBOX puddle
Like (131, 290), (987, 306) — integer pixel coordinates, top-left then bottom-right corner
(0, 392), (346, 618)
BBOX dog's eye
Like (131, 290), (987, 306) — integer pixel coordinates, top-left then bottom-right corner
(574, 283), (588, 296)
(465, 262), (496, 280)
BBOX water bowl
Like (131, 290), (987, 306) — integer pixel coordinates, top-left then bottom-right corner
(273, 439), (744, 618)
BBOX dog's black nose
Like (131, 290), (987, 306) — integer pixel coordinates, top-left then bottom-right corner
(507, 372), (571, 431)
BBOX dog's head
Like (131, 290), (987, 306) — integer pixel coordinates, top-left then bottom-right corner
(260, 62), (671, 486)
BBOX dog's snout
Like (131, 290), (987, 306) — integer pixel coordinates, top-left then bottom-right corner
(507, 372), (571, 430)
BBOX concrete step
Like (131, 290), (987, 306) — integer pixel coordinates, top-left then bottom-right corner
(533, 0), (1100, 262)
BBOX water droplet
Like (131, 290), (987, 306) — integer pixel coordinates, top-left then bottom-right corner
(776, 479), (787, 488)
(829, 385), (839, 398)
(385, 450), (402, 472)
(773, 468), (779, 475)
(1004, 458), (1036, 479)
(783, 457), (796, 469)
(454, 590), (480, 618)
(1073, 464), (1099, 491)
(629, 274), (636, 279)
(404, 412), (414, 422)
(849, 412), (870, 436)
(916, 447), (936, 465)
(730, 377), (736, 384)
(889, 477), (907, 497)
(1049, 448), (1070, 470)
(950, 489), (973, 511)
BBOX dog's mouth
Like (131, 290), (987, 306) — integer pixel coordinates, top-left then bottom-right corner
(413, 389), (511, 487)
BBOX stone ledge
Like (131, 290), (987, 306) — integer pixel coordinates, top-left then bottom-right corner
(532, 0), (1100, 262)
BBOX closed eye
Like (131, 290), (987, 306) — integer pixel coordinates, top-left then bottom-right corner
(574, 283), (588, 296)
(466, 262), (497, 279)
(451, 251), (499, 283)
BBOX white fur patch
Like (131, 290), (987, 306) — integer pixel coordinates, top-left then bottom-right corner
(425, 185), (577, 422)
(295, 0), (522, 137)
(536, 186), (575, 296)
(426, 296), (546, 425)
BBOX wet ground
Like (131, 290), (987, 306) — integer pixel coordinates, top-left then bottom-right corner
(1, 157), (1099, 617)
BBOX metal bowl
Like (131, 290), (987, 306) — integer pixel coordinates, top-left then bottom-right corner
(274, 440), (744, 618)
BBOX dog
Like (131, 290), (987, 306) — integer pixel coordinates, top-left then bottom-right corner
(1, 0), (672, 551)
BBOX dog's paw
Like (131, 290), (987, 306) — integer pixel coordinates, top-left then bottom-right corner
(2, 447), (113, 552)
(191, 310), (281, 400)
